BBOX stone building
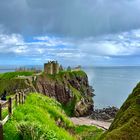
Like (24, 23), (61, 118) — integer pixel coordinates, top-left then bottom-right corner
(44, 61), (59, 74)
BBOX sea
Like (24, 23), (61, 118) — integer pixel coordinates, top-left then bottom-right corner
(84, 66), (140, 109)
(1, 66), (140, 109)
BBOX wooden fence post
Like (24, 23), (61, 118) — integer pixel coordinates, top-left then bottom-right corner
(0, 104), (2, 121)
(24, 94), (26, 103)
(19, 93), (21, 104)
(0, 123), (3, 140)
(8, 97), (12, 117)
(15, 94), (18, 106)
(21, 92), (24, 104)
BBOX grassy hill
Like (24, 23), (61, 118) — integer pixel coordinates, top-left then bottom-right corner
(100, 82), (140, 140)
(4, 93), (75, 140)
(0, 71), (35, 96)
(3, 93), (102, 140)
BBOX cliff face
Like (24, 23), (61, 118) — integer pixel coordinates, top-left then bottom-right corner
(100, 83), (140, 140)
(35, 71), (94, 116)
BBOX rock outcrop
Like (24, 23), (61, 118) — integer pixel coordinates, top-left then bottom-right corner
(100, 82), (140, 140)
(90, 106), (119, 121)
(35, 71), (94, 116)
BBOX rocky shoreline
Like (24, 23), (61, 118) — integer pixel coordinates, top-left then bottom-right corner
(90, 106), (119, 121)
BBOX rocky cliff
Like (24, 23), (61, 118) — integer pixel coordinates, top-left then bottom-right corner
(0, 71), (94, 117)
(100, 82), (140, 140)
(34, 71), (94, 116)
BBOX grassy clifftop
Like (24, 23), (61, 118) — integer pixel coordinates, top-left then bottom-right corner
(100, 83), (140, 140)
(0, 71), (34, 80)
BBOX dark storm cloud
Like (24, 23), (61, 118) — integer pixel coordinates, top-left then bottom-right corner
(0, 0), (140, 37)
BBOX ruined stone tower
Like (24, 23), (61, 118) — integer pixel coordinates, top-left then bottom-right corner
(53, 61), (59, 74)
(44, 61), (59, 74)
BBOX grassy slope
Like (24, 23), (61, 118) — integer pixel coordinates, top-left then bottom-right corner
(4, 93), (75, 140)
(100, 83), (140, 140)
(3, 93), (102, 140)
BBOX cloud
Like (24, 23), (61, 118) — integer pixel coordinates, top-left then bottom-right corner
(0, 28), (140, 66)
(0, 32), (81, 65)
(34, 36), (72, 46)
(76, 29), (140, 57)
(1, 0), (140, 37)
(0, 33), (28, 54)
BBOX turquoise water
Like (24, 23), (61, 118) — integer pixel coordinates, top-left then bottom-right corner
(84, 67), (140, 109)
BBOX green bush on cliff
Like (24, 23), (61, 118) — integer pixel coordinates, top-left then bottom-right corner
(100, 82), (140, 140)
(4, 93), (75, 140)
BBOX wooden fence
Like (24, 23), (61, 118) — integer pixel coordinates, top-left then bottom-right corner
(0, 88), (30, 140)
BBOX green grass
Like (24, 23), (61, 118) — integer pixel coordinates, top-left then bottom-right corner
(3, 93), (76, 140)
(42, 70), (86, 82)
(2, 96), (16, 120)
(3, 93), (103, 140)
(100, 82), (140, 140)
(74, 125), (103, 140)
(2, 108), (8, 120)
(0, 71), (34, 80)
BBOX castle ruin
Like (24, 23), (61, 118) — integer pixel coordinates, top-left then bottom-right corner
(44, 61), (59, 74)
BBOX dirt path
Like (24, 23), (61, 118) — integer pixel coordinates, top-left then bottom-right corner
(70, 117), (111, 130)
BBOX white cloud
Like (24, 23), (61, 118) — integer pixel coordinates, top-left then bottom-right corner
(0, 29), (140, 65)
(76, 29), (140, 57)
(0, 33), (28, 54)
(34, 36), (72, 47)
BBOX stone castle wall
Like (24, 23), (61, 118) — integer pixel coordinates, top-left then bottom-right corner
(53, 62), (59, 74)
(44, 61), (59, 74)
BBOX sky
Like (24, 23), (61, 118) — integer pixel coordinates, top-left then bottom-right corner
(0, 0), (140, 66)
